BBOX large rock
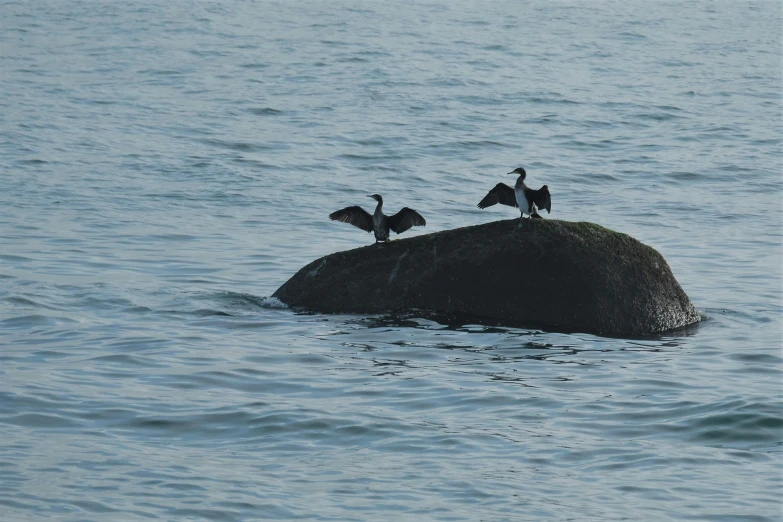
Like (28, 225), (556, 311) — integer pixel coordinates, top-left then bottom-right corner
(273, 219), (700, 337)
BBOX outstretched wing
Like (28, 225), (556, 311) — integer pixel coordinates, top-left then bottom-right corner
(329, 206), (373, 232)
(537, 186), (551, 213)
(477, 183), (517, 209)
(525, 186), (551, 214)
(387, 207), (426, 234)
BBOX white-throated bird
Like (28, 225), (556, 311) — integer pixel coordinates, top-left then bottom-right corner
(477, 167), (551, 219)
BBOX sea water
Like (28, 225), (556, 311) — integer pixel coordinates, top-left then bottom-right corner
(1, 1), (781, 520)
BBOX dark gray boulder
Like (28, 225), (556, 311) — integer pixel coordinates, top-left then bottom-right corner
(273, 219), (700, 337)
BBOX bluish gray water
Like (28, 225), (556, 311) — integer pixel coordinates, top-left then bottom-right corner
(1, 1), (781, 520)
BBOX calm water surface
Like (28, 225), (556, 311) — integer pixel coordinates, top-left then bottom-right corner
(1, 1), (781, 520)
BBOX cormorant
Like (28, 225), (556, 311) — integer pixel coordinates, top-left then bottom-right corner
(477, 167), (551, 219)
(330, 194), (426, 243)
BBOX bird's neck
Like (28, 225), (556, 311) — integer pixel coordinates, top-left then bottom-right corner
(515, 176), (527, 189)
(374, 201), (383, 214)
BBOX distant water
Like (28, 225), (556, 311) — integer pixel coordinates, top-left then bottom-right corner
(1, 1), (781, 520)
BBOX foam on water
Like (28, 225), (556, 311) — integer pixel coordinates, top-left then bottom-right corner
(260, 297), (289, 309)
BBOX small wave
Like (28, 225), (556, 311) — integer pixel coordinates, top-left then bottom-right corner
(687, 404), (783, 445)
(260, 297), (288, 309)
(192, 309), (233, 317)
(17, 158), (48, 165)
(615, 31), (648, 40)
(527, 96), (580, 105)
(319, 39), (349, 47)
(481, 44), (508, 52)
(3, 296), (63, 312)
(428, 140), (510, 151)
(0, 254), (33, 263)
(248, 107), (283, 116)
(337, 56), (370, 63)
(462, 19), (490, 26)
(0, 413), (80, 429)
(138, 68), (185, 76)
(635, 112), (682, 121)
(208, 292), (289, 311)
(199, 138), (286, 152)
(240, 62), (269, 69)
(0, 314), (79, 328)
(337, 152), (413, 161)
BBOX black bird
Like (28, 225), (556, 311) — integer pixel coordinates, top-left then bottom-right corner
(329, 194), (426, 243)
(477, 167), (551, 219)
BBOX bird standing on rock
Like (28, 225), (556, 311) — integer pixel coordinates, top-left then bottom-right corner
(330, 194), (426, 243)
(477, 167), (551, 219)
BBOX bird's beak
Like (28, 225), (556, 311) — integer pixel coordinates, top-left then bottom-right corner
(507, 171), (515, 175)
